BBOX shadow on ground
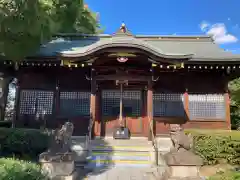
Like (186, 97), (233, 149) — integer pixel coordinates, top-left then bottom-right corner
(71, 137), (114, 179)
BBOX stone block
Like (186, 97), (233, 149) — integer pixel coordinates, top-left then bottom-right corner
(170, 166), (200, 178)
(39, 152), (75, 162)
(52, 171), (78, 180)
(74, 150), (88, 162)
(41, 161), (74, 178)
(157, 151), (167, 166)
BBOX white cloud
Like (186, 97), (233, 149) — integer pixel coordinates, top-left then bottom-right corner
(199, 22), (238, 44)
(200, 21), (209, 31)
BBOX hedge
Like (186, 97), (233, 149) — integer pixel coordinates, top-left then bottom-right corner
(0, 128), (50, 161)
(0, 158), (48, 180)
(0, 121), (12, 128)
(185, 129), (240, 165)
(208, 170), (240, 180)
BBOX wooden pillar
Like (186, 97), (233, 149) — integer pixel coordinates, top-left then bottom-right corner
(184, 89), (189, 121)
(55, 79), (60, 116)
(225, 92), (231, 130)
(90, 69), (97, 138)
(12, 78), (20, 128)
(94, 89), (101, 136)
(147, 80), (153, 140)
(54, 79), (60, 128)
(224, 77), (231, 130)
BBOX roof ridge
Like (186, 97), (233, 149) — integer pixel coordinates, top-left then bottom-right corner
(54, 33), (213, 41)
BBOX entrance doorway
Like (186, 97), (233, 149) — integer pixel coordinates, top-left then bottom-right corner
(101, 89), (144, 136)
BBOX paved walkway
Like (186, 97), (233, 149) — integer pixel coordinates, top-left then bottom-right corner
(77, 167), (160, 180)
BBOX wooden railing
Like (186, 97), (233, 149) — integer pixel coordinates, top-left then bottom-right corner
(148, 112), (158, 166)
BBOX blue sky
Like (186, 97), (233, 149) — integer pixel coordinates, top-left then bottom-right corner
(85, 0), (240, 53)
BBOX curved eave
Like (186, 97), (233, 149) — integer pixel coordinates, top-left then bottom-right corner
(189, 57), (240, 63)
(58, 42), (193, 60)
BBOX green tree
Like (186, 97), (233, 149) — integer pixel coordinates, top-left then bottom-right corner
(0, 0), (101, 120)
(229, 78), (240, 130)
(0, 0), (53, 120)
(51, 0), (100, 33)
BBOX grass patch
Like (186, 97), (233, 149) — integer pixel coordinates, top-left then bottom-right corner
(208, 170), (240, 180)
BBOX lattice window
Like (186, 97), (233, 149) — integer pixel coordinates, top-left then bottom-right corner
(102, 90), (141, 117)
(19, 90), (54, 115)
(153, 93), (185, 117)
(59, 91), (90, 117)
(123, 90), (141, 116)
(188, 94), (226, 120)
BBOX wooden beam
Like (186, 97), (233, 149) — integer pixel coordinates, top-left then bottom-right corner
(96, 74), (151, 81)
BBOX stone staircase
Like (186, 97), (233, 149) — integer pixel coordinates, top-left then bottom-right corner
(85, 138), (154, 169)
(70, 136), (172, 179)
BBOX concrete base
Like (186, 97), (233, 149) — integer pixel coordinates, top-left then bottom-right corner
(170, 166), (200, 178)
(41, 161), (74, 178)
(52, 171), (78, 180)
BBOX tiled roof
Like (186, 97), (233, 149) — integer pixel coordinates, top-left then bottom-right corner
(35, 34), (240, 62)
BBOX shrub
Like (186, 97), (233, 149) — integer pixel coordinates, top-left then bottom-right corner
(0, 121), (12, 128)
(0, 128), (50, 160)
(0, 158), (48, 180)
(185, 129), (240, 165)
(208, 170), (240, 180)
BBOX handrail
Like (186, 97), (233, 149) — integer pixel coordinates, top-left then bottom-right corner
(86, 114), (94, 150)
(148, 113), (159, 166)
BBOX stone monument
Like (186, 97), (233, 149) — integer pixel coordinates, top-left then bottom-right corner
(164, 124), (203, 180)
(39, 122), (78, 180)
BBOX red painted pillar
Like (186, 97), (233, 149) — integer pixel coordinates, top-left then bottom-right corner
(147, 80), (153, 140)
(225, 92), (231, 130)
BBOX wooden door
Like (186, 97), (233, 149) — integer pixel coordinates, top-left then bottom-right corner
(101, 89), (144, 136)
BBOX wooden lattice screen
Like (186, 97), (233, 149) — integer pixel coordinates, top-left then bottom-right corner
(19, 90), (54, 115)
(59, 91), (91, 117)
(101, 90), (141, 117)
(153, 93), (185, 117)
(188, 94), (226, 120)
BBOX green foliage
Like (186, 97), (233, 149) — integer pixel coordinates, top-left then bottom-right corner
(0, 0), (101, 61)
(0, 128), (49, 160)
(0, 158), (48, 180)
(51, 0), (100, 34)
(185, 130), (240, 165)
(0, 120), (12, 128)
(229, 78), (240, 130)
(0, 0), (54, 61)
(208, 170), (240, 180)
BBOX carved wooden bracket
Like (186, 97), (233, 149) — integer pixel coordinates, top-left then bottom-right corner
(152, 76), (159, 82)
(85, 74), (91, 81)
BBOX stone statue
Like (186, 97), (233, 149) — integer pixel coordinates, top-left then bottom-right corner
(48, 121), (74, 154)
(169, 124), (192, 152)
(39, 122), (75, 162)
(165, 124), (202, 166)
(39, 122), (77, 179)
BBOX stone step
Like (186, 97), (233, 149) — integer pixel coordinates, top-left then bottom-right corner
(71, 137), (153, 150)
(86, 159), (152, 169)
(89, 151), (151, 161)
(90, 138), (152, 151)
(83, 166), (167, 180)
(86, 148), (153, 169)
(91, 140), (152, 148)
(90, 145), (153, 152)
